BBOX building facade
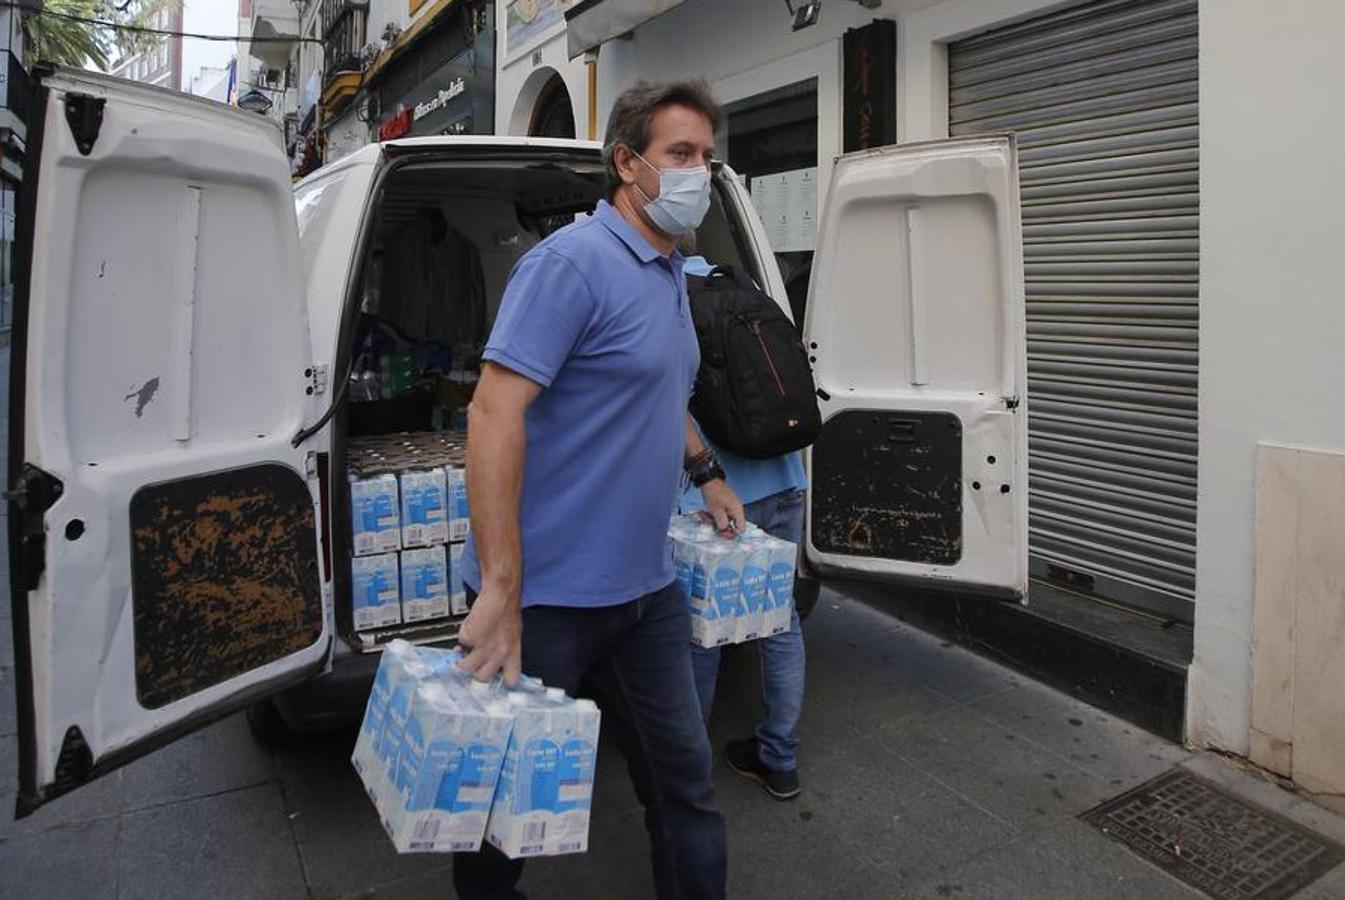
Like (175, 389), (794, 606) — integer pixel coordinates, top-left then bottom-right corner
(491, 0), (1345, 813)
(109, 2), (185, 92)
(291, 0), (497, 174)
(0, 3), (29, 337)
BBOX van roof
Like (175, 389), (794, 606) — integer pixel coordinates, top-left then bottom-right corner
(300, 136), (605, 184)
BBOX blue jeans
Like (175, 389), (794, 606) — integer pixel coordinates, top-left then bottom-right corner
(690, 488), (806, 772)
(453, 582), (727, 900)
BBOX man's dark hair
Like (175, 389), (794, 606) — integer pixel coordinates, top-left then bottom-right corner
(602, 80), (724, 199)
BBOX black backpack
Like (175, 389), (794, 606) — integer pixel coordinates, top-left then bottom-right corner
(686, 266), (822, 459)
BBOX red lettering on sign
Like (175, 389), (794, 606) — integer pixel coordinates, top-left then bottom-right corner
(379, 108), (412, 141)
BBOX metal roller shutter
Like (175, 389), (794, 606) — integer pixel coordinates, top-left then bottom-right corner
(949, 0), (1198, 618)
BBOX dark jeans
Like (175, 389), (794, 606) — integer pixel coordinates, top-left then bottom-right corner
(453, 582), (727, 900)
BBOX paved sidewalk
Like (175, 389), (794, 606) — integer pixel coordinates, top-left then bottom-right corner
(4, 581), (1344, 899)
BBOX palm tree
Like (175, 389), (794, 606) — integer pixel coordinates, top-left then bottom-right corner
(22, 0), (177, 71)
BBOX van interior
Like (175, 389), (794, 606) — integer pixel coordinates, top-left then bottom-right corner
(330, 156), (761, 651)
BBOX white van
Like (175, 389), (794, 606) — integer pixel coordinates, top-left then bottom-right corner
(7, 68), (1027, 815)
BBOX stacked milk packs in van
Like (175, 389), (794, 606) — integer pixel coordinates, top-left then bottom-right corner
(667, 514), (797, 648)
(352, 640), (602, 858)
(349, 432), (473, 631)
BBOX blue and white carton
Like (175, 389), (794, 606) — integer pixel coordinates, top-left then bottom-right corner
(400, 546), (450, 623)
(381, 679), (513, 853)
(352, 641), (425, 803)
(351, 473), (401, 556)
(400, 468), (448, 548)
(449, 543), (468, 615)
(693, 539), (748, 648)
(762, 534), (797, 637)
(486, 686), (601, 859)
(736, 536), (772, 643)
(446, 466), (470, 542)
(352, 552), (402, 630)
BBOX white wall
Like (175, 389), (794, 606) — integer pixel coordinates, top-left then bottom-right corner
(1186, 0), (1345, 754)
(494, 1), (589, 139)
(495, 0), (1069, 188)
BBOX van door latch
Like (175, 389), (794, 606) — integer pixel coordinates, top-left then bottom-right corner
(305, 365), (328, 397)
(64, 93), (106, 156)
(7, 464), (64, 592)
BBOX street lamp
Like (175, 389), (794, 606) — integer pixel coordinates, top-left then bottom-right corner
(238, 89), (274, 114)
(786, 0), (882, 32)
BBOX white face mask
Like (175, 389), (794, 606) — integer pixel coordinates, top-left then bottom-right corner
(632, 150), (712, 237)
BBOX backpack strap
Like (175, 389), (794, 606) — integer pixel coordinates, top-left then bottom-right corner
(706, 264), (758, 291)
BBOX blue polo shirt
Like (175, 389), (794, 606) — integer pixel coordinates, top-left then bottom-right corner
(460, 201), (700, 607)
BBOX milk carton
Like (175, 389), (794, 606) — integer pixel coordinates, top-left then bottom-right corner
(400, 546), (450, 622)
(353, 640), (423, 804)
(381, 679), (512, 853)
(351, 473), (401, 556)
(400, 468), (448, 548)
(693, 539), (748, 648)
(352, 552), (402, 630)
(449, 543), (468, 615)
(486, 687), (601, 858)
(737, 536), (773, 643)
(763, 535), (798, 637)
(372, 647), (465, 800)
(446, 467), (470, 542)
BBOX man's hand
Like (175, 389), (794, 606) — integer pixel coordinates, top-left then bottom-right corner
(456, 583), (523, 685)
(700, 477), (745, 538)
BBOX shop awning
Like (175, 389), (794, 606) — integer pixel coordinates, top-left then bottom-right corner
(564, 0), (687, 59)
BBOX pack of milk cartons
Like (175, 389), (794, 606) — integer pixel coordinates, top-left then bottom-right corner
(400, 546), (450, 623)
(352, 641), (514, 853)
(351, 472), (401, 556)
(486, 684), (602, 859)
(667, 515), (798, 646)
(353, 552), (402, 629)
(400, 467), (448, 548)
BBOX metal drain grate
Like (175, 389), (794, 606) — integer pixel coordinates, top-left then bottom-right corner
(1082, 768), (1345, 899)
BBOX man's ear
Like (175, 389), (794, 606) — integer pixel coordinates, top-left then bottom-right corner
(613, 144), (640, 186)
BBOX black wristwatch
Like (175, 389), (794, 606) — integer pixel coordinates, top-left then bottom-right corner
(687, 451), (726, 488)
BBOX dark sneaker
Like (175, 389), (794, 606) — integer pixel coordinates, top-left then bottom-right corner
(723, 738), (801, 800)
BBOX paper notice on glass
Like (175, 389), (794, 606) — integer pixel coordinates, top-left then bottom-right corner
(749, 167), (818, 253)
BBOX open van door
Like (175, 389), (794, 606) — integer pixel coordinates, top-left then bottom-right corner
(803, 136), (1028, 598)
(7, 69), (328, 815)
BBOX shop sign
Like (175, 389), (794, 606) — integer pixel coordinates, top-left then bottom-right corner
(843, 19), (896, 153)
(378, 107), (413, 141)
(413, 77), (466, 122)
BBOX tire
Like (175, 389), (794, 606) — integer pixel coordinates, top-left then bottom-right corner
(794, 574), (821, 621)
(245, 697), (299, 747)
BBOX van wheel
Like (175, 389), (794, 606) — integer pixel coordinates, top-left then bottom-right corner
(795, 575), (821, 621)
(245, 698), (297, 747)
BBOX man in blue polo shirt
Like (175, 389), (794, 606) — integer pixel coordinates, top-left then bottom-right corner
(453, 81), (741, 900)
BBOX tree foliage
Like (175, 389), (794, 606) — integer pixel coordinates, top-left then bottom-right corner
(23, 0), (178, 71)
